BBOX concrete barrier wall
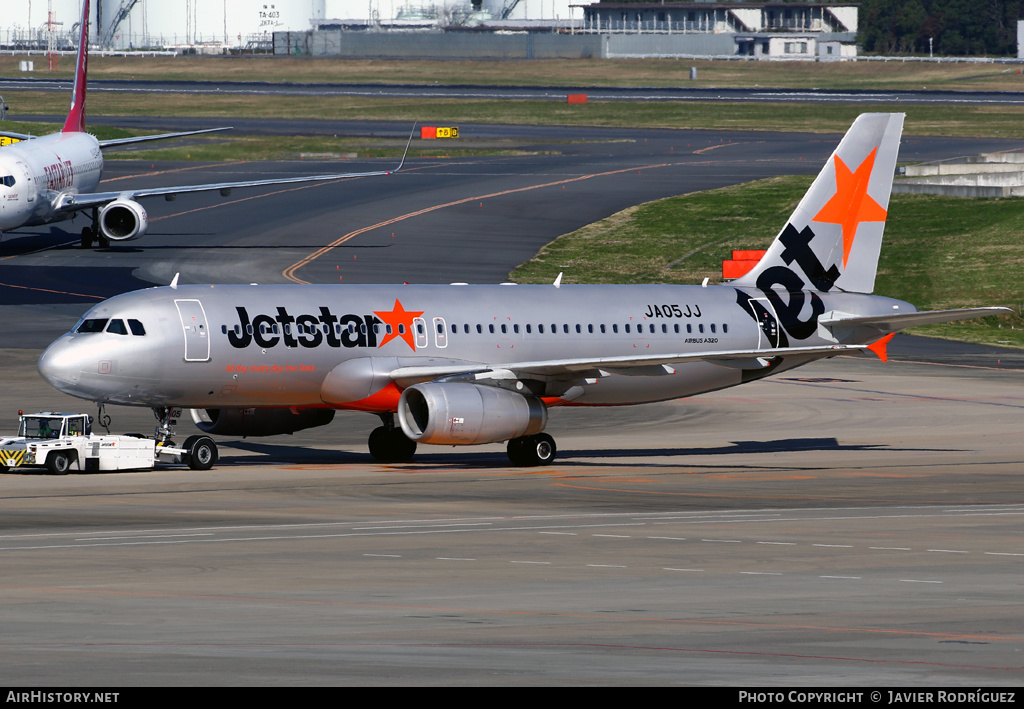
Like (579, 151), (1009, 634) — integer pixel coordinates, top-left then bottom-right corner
(275, 31), (740, 59)
(892, 183), (1024, 197)
(277, 31), (604, 59)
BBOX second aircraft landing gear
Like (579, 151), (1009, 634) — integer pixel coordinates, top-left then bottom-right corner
(507, 433), (556, 467)
(81, 208), (108, 248)
(368, 414), (417, 463)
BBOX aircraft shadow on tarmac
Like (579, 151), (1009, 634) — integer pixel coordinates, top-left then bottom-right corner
(221, 437), (961, 470)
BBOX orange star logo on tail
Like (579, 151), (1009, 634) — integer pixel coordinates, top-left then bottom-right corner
(374, 299), (424, 351)
(812, 147), (887, 268)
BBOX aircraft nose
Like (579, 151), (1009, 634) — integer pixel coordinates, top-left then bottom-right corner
(38, 337), (83, 394)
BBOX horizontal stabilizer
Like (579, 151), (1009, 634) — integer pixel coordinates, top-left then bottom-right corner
(98, 127), (232, 149)
(0, 131), (35, 142)
(820, 307), (1012, 335)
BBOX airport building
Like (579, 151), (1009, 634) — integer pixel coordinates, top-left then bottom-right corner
(1, 1), (857, 60)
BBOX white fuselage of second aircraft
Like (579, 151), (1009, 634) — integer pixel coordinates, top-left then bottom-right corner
(0, 131), (103, 231)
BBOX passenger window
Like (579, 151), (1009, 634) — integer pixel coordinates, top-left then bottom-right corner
(723, 324), (729, 334)
(711, 324), (717, 333)
(106, 319), (128, 335)
(128, 319), (146, 336)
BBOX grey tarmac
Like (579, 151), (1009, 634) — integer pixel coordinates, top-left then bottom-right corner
(0, 124), (1020, 686)
(0, 347), (1020, 685)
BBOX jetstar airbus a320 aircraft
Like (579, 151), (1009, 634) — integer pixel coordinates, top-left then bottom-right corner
(0, 0), (404, 248)
(38, 112), (1010, 467)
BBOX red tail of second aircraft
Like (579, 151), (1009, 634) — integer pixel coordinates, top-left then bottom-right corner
(61, 0), (90, 133)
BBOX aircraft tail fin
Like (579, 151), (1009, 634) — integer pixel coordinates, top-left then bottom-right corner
(733, 113), (905, 294)
(61, 0), (90, 134)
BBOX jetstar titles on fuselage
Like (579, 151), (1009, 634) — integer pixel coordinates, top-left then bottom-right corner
(226, 298), (425, 352)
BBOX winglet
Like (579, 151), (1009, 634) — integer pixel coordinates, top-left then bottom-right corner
(866, 333), (895, 362)
(170, 273), (179, 289)
(62, 0), (90, 134)
(553, 272), (563, 289)
(389, 123), (417, 174)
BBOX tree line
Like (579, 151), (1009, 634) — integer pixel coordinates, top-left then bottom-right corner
(858, 0), (1022, 56)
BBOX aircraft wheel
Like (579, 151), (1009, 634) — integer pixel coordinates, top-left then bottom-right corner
(368, 426), (417, 463)
(97, 235), (110, 249)
(184, 435), (218, 471)
(80, 226), (94, 249)
(507, 433), (556, 467)
(506, 437), (529, 466)
(532, 433), (556, 465)
(46, 451), (72, 475)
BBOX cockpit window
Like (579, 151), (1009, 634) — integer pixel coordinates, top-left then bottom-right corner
(75, 318), (108, 333)
(106, 319), (128, 335)
(128, 319), (146, 336)
(0, 176), (15, 188)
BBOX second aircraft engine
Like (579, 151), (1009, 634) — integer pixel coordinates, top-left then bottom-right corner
(397, 382), (547, 445)
(189, 407), (335, 437)
(98, 199), (148, 241)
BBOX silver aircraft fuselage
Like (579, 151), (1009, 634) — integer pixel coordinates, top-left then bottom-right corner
(38, 282), (913, 412)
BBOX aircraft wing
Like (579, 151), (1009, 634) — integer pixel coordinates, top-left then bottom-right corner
(97, 127), (232, 149)
(56, 165), (404, 212)
(388, 344), (866, 387)
(56, 125), (414, 215)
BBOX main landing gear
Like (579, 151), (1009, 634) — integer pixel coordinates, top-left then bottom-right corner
(366, 415), (557, 467)
(368, 413), (417, 463)
(507, 433), (556, 467)
(80, 208), (109, 248)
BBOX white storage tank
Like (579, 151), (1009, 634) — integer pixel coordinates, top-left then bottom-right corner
(98, 0), (324, 49)
(480, 0), (576, 22)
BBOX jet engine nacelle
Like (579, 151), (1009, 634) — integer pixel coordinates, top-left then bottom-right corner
(98, 199), (148, 241)
(397, 382), (547, 445)
(189, 407), (335, 437)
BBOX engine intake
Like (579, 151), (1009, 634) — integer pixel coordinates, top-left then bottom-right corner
(397, 383), (547, 445)
(189, 407), (335, 437)
(99, 199), (148, 241)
